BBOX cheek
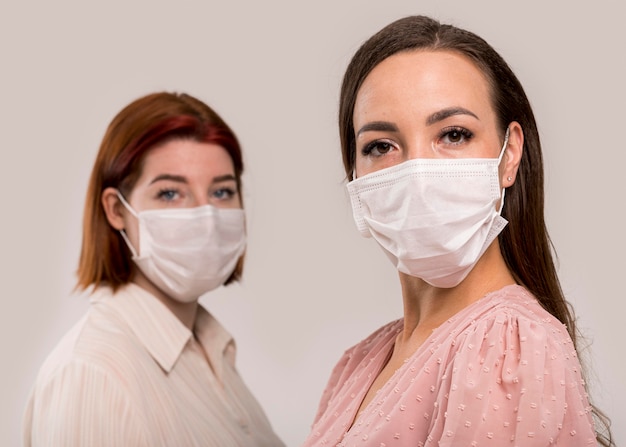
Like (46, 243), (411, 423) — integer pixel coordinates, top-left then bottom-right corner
(355, 152), (404, 178)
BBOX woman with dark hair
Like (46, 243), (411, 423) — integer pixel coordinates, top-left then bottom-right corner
(23, 92), (284, 446)
(302, 16), (612, 446)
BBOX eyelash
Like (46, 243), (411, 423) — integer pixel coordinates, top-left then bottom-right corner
(157, 188), (180, 201)
(438, 126), (474, 145)
(361, 140), (396, 157)
(155, 186), (238, 204)
(360, 126), (474, 158)
(212, 187), (237, 200)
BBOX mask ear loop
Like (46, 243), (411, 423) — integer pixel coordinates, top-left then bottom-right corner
(497, 127), (511, 165)
(115, 190), (140, 258)
(496, 127), (511, 214)
(116, 190), (139, 217)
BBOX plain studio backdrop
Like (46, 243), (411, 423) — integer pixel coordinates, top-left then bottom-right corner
(1, 1), (624, 445)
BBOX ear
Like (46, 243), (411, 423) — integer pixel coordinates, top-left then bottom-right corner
(101, 187), (126, 231)
(501, 121), (524, 188)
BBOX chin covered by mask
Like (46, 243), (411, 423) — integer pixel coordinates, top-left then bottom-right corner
(117, 191), (246, 302)
(347, 129), (510, 288)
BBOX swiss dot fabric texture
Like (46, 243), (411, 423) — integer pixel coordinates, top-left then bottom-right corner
(302, 285), (596, 446)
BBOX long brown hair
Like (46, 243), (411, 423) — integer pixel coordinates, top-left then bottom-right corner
(338, 15), (612, 445)
(77, 92), (245, 291)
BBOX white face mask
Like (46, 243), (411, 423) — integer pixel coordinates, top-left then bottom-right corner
(347, 129), (510, 288)
(117, 192), (246, 302)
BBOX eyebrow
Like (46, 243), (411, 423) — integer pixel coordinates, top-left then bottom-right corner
(212, 174), (237, 183)
(149, 174), (187, 185)
(356, 107), (479, 137)
(149, 173), (237, 185)
(356, 121), (399, 137)
(426, 107), (479, 125)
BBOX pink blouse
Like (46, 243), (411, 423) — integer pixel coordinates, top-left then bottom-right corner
(302, 285), (596, 446)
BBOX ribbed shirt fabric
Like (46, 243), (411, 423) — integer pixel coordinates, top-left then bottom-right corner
(23, 283), (284, 447)
(302, 285), (597, 446)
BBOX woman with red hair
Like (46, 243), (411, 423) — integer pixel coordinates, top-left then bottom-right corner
(23, 92), (284, 447)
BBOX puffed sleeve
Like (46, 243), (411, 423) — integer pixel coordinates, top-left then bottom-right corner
(427, 310), (596, 446)
(23, 360), (149, 447)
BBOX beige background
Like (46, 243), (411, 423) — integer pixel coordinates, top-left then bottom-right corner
(1, 1), (624, 445)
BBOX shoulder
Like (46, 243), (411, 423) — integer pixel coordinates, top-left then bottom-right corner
(311, 320), (401, 423)
(446, 285), (578, 375)
(25, 292), (152, 443)
(32, 287), (146, 394)
(454, 285), (573, 350)
(432, 286), (595, 444)
(24, 351), (150, 446)
(26, 309), (140, 417)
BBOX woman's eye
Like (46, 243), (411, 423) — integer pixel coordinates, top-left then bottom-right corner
(440, 127), (473, 145)
(212, 187), (236, 200)
(362, 141), (396, 157)
(157, 189), (180, 201)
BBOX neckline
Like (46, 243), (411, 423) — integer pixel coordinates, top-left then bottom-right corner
(343, 284), (526, 435)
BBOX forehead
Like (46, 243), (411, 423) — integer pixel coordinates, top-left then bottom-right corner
(140, 139), (235, 177)
(354, 50), (494, 124)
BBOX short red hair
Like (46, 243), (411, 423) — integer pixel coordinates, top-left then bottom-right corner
(76, 92), (244, 291)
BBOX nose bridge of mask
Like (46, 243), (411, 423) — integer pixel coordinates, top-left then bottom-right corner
(352, 126), (510, 180)
(349, 126), (511, 226)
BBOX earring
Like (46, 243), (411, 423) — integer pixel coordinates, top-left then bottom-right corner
(507, 176), (512, 181)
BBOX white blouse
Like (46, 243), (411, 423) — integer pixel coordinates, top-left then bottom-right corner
(23, 283), (284, 447)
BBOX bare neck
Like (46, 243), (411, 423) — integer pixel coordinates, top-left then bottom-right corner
(132, 272), (199, 330)
(397, 240), (516, 345)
